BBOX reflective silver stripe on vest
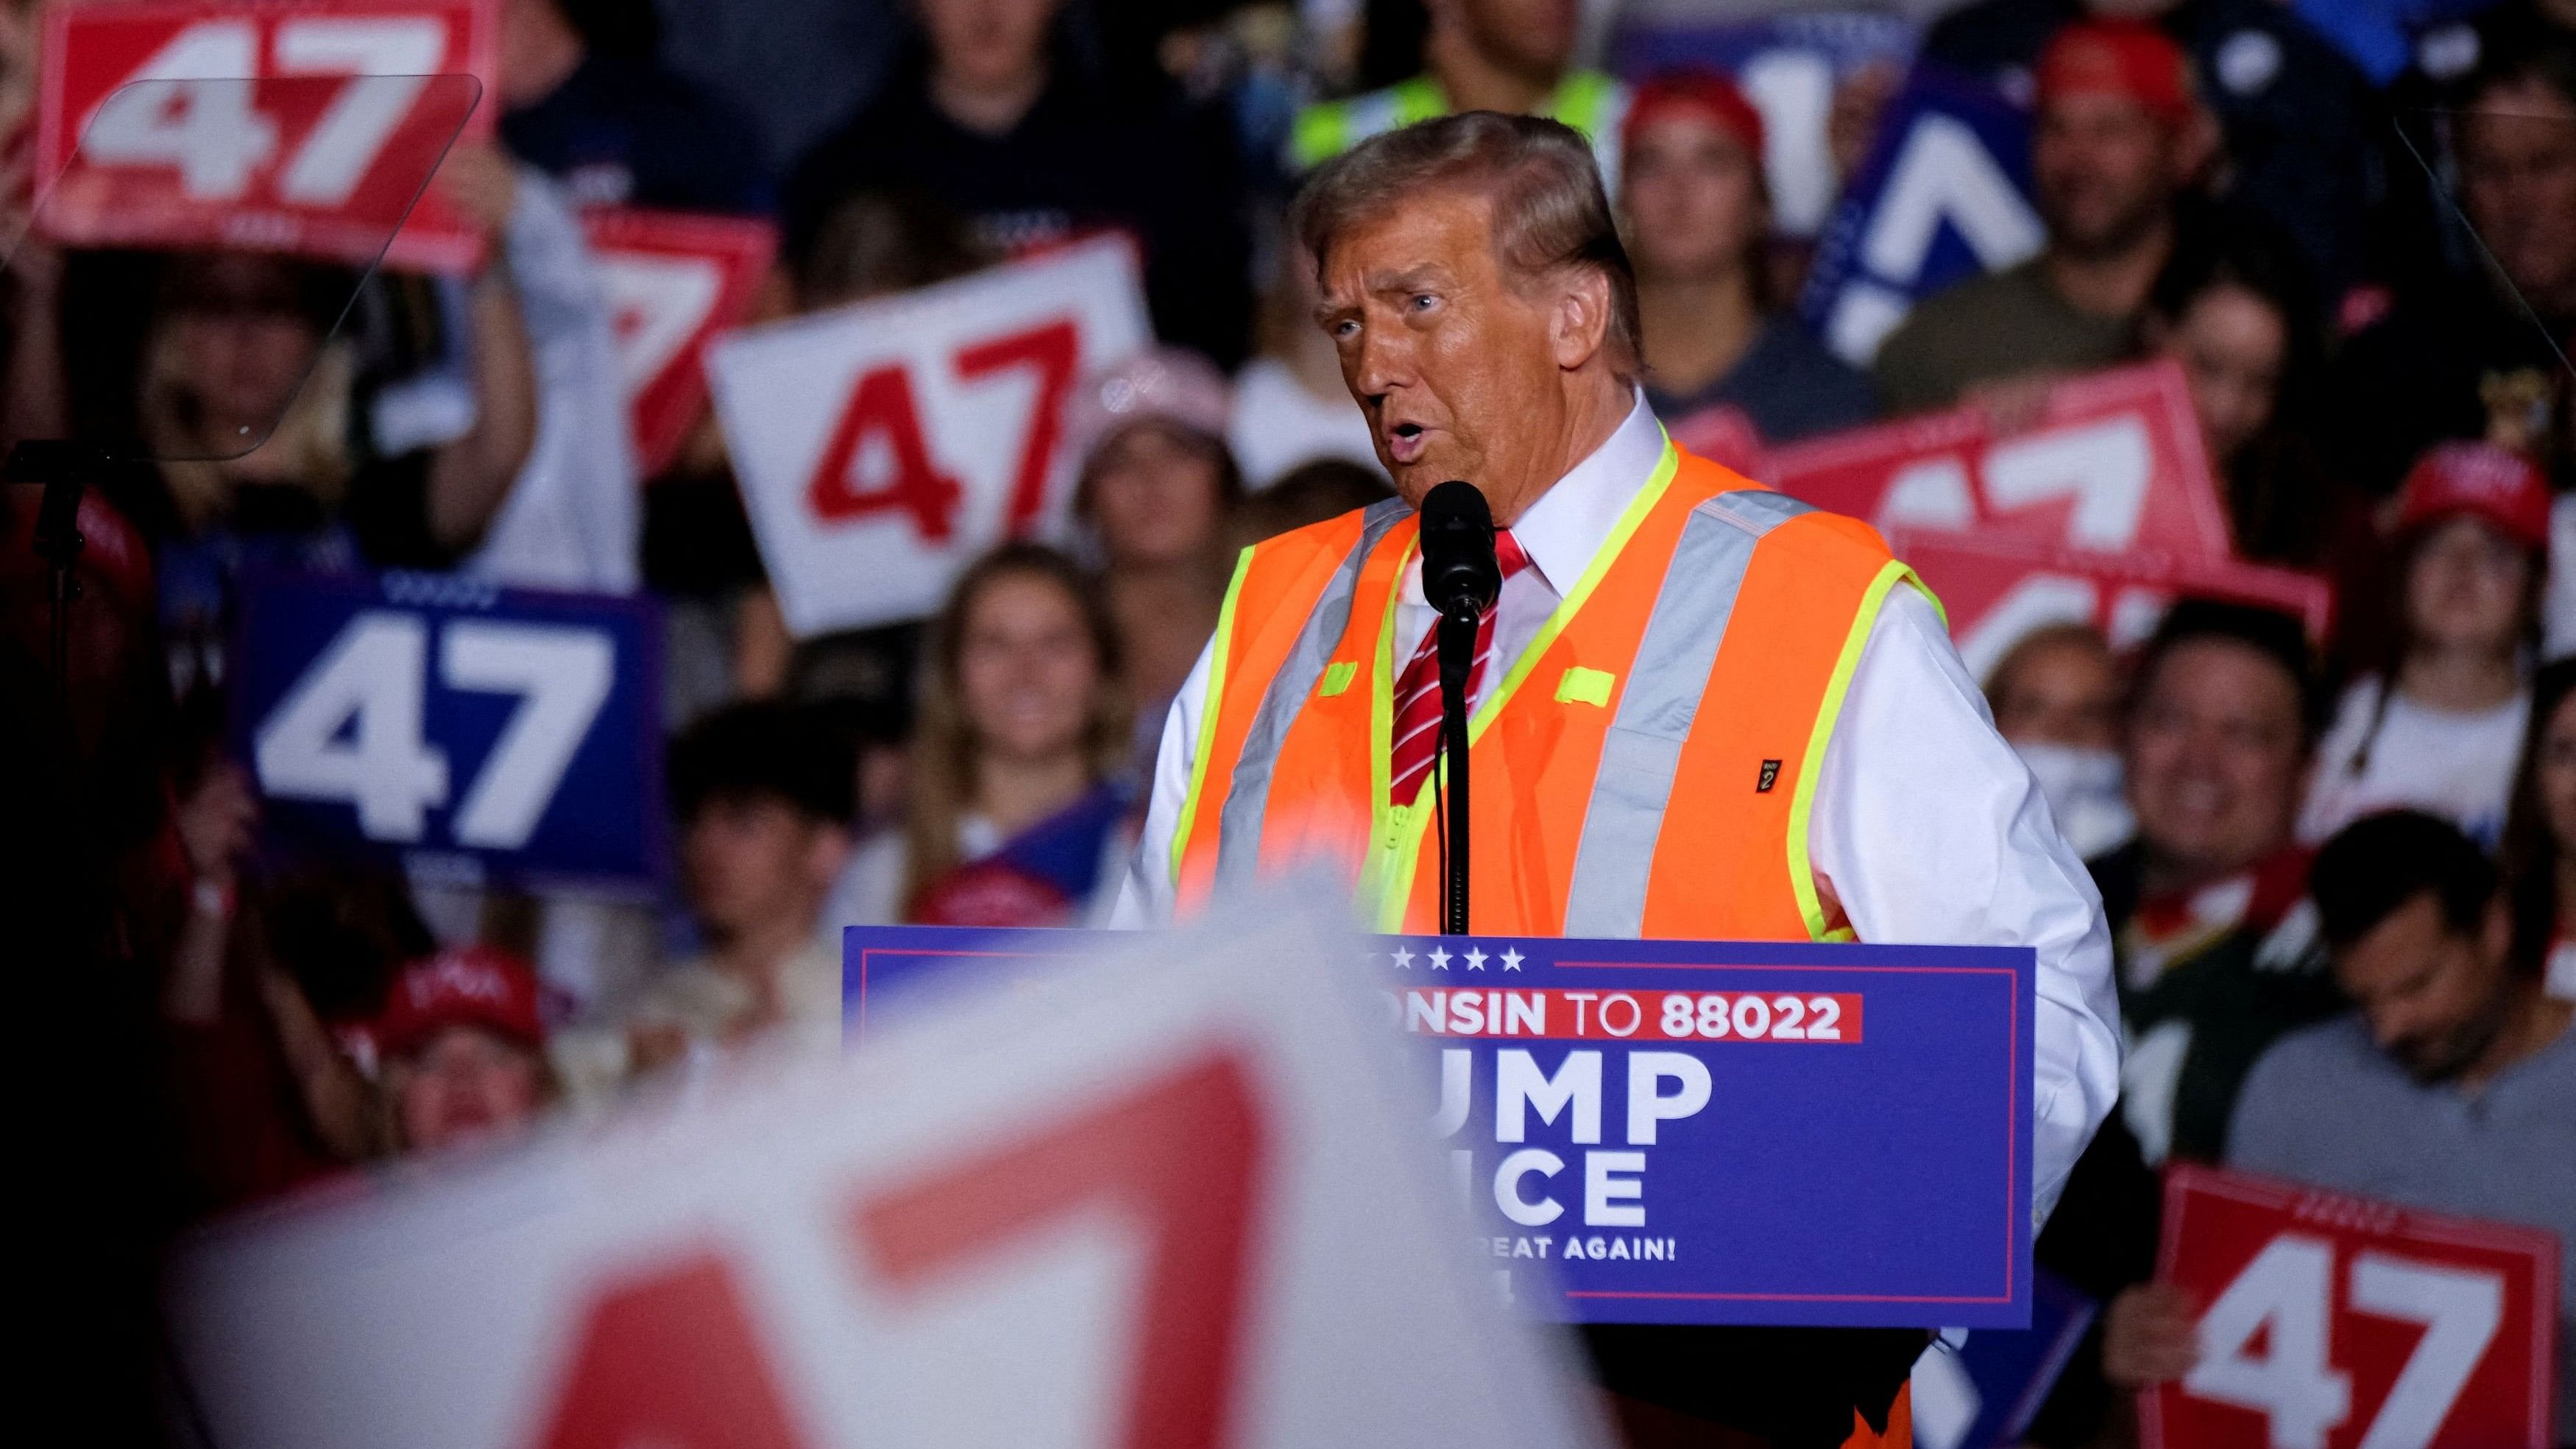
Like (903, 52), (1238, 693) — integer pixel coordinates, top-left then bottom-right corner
(1213, 498), (1414, 890)
(1560, 489), (1812, 937)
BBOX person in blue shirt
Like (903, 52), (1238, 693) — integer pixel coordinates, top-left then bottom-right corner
(496, 0), (773, 214)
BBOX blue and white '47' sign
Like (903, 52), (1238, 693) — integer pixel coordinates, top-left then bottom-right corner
(1800, 69), (2042, 365)
(231, 571), (663, 891)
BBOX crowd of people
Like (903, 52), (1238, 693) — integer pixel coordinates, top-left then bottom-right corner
(5, 0), (2575, 1442)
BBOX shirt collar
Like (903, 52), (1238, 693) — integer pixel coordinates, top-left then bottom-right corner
(1398, 389), (1666, 603)
(1504, 388), (1666, 595)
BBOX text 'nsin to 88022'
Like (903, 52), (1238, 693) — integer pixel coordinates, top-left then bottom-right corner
(1394, 988), (1863, 1042)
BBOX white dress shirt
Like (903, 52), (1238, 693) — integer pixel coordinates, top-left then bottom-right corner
(1113, 394), (2121, 1223)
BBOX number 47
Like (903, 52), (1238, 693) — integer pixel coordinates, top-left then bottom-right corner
(82, 17), (450, 203)
(2186, 1233), (2505, 1449)
(255, 612), (613, 849)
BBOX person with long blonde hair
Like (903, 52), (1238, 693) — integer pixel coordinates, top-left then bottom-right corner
(839, 543), (1133, 927)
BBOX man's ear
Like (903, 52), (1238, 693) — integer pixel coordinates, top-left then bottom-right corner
(1552, 268), (1613, 372)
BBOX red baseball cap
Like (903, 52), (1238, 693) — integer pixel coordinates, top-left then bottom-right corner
(376, 946), (546, 1059)
(1622, 68), (1766, 165)
(2395, 440), (2553, 552)
(2035, 18), (2195, 127)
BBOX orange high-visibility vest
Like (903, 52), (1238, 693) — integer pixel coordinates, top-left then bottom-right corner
(1167, 442), (1931, 938)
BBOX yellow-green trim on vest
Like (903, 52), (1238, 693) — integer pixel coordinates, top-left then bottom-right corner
(1290, 75), (1446, 168)
(1289, 71), (1621, 170)
(1168, 546), (1256, 888)
(1550, 69), (1621, 138)
(1783, 559), (1933, 940)
(1366, 439), (1685, 931)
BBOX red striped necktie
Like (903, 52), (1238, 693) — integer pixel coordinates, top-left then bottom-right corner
(1390, 529), (1531, 806)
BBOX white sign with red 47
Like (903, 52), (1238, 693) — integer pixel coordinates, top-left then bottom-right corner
(711, 238), (1152, 637)
(166, 899), (1607, 1449)
(2148, 1165), (2561, 1449)
(36, 0), (498, 272)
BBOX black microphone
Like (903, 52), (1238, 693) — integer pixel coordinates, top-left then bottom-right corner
(1417, 480), (1495, 935)
(1419, 480), (1500, 621)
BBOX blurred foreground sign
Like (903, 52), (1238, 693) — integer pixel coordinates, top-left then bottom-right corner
(1891, 531), (2332, 684)
(711, 238), (1151, 636)
(583, 208), (776, 478)
(36, 0), (495, 272)
(1766, 360), (2233, 559)
(847, 928), (2037, 1330)
(169, 902), (1608, 1449)
(230, 570), (662, 891)
(2145, 1164), (2560, 1449)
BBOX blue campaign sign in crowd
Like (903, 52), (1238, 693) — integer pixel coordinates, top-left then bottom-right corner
(1801, 69), (2042, 365)
(230, 570), (665, 890)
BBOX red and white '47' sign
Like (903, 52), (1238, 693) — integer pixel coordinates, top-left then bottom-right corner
(711, 237), (1151, 636)
(1765, 360), (2233, 559)
(1888, 531), (2331, 684)
(2147, 1165), (2561, 1449)
(582, 208), (776, 478)
(166, 901), (1606, 1449)
(36, 0), (496, 272)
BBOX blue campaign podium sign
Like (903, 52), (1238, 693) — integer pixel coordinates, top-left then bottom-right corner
(230, 570), (663, 891)
(1799, 68), (2041, 364)
(845, 927), (2036, 1330)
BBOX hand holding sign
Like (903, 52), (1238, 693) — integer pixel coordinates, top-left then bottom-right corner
(710, 238), (1151, 636)
(2144, 1165), (2561, 1449)
(35, 0), (498, 272)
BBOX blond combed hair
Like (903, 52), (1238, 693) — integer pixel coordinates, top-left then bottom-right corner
(1289, 110), (1643, 378)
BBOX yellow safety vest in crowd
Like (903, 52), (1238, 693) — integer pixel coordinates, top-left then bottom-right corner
(1289, 70), (1630, 182)
(1167, 444), (1931, 937)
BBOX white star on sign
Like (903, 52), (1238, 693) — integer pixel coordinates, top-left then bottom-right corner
(1500, 948), (1525, 971)
(1428, 946), (1451, 970)
(1464, 947), (1487, 970)
(1391, 946), (1414, 969)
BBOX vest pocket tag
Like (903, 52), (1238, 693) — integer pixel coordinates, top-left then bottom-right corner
(1319, 661), (1359, 697)
(1554, 666), (1616, 707)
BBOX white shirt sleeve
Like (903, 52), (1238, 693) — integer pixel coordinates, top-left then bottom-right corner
(1808, 586), (2123, 1229)
(1111, 638), (1214, 927)
(461, 167), (640, 595)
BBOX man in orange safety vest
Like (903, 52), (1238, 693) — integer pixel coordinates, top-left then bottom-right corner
(1114, 111), (2121, 1448)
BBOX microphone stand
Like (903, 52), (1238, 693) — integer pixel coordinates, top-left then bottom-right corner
(1417, 478), (1498, 935)
(1435, 603), (1478, 934)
